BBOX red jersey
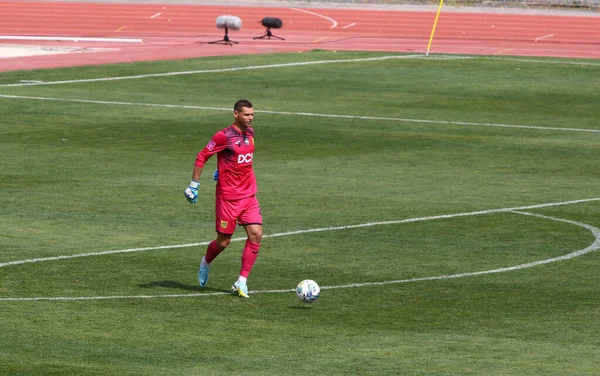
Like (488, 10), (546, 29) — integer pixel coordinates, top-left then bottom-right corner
(195, 124), (257, 200)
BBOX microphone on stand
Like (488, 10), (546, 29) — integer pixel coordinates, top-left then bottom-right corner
(210, 15), (242, 45)
(254, 17), (284, 40)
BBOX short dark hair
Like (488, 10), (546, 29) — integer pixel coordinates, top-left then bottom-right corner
(234, 99), (253, 112)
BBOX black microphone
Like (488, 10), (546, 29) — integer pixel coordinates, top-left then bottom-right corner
(260, 17), (283, 29)
(254, 17), (285, 40)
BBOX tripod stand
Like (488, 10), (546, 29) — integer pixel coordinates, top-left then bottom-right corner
(210, 27), (238, 46)
(254, 27), (284, 40)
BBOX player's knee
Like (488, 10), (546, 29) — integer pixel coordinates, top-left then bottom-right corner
(244, 224), (262, 244)
(249, 231), (262, 244)
(216, 235), (232, 249)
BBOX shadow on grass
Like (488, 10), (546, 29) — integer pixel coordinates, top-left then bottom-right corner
(288, 305), (315, 309)
(138, 281), (319, 303)
(137, 280), (228, 293)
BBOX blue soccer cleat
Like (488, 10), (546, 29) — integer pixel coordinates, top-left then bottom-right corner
(231, 281), (249, 298)
(197, 265), (210, 287)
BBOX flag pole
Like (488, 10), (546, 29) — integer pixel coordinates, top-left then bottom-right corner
(426, 0), (444, 56)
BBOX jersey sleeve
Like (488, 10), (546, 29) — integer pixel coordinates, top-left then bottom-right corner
(194, 131), (228, 167)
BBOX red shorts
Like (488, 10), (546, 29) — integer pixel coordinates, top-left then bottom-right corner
(215, 195), (262, 235)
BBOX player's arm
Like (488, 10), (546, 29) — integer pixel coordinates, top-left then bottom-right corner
(191, 165), (203, 182)
(184, 132), (227, 204)
(191, 163), (217, 181)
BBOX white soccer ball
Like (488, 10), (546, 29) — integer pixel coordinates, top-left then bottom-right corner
(296, 279), (320, 303)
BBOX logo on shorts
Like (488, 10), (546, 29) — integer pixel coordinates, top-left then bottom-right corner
(220, 220), (228, 229)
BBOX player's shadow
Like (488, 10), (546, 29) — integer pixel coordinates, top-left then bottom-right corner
(138, 280), (231, 295)
(138, 280), (203, 292)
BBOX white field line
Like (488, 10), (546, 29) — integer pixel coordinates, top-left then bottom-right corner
(0, 54), (595, 88)
(0, 54), (425, 88)
(1, 203), (599, 301)
(479, 56), (600, 67)
(258, 109), (600, 134)
(323, 210), (600, 291)
(0, 93), (598, 134)
(150, 12), (162, 19)
(2, 53), (595, 89)
(290, 8), (338, 28)
(1, 197), (598, 270)
(342, 23), (357, 29)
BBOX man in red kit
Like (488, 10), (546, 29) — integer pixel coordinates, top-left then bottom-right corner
(184, 99), (262, 299)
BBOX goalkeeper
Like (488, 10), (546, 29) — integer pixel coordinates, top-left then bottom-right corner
(184, 99), (262, 299)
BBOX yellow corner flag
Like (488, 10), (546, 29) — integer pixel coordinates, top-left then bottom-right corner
(426, 0), (445, 56)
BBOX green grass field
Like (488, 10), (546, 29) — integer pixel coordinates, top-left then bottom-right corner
(1, 51), (599, 375)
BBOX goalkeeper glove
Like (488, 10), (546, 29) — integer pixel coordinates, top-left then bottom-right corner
(184, 180), (199, 204)
(213, 169), (219, 181)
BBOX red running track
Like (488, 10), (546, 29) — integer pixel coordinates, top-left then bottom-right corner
(0, 1), (598, 71)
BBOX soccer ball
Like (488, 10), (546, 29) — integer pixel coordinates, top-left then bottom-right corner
(296, 279), (320, 303)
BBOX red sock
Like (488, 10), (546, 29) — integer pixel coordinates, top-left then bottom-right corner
(204, 240), (223, 264)
(240, 240), (260, 278)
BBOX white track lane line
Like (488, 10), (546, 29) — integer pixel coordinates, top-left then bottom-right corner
(290, 8), (338, 28)
(0, 36), (142, 43)
(534, 34), (554, 42)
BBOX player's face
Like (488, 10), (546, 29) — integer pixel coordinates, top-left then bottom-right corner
(234, 107), (254, 128)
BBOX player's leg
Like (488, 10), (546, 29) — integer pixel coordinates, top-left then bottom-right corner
(205, 232), (232, 264)
(198, 197), (237, 287)
(232, 196), (263, 298)
(198, 232), (232, 286)
(240, 224), (262, 279)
